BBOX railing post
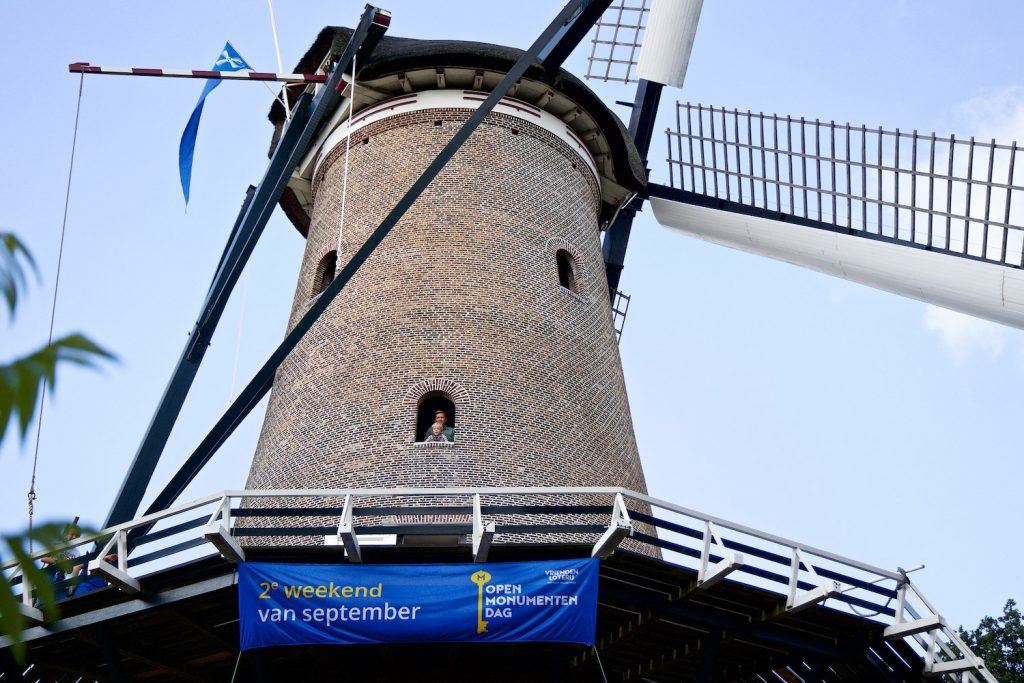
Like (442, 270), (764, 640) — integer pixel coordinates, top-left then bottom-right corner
(203, 494), (245, 563)
(696, 521), (743, 589)
(18, 568), (44, 624)
(339, 494), (362, 563)
(471, 493), (494, 563)
(592, 493), (632, 559)
(89, 530), (141, 594)
(785, 548), (839, 613)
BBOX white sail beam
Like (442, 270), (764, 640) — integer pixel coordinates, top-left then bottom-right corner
(650, 197), (1024, 330)
(636, 0), (704, 88)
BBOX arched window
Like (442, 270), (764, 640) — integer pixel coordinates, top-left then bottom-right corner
(556, 249), (578, 293)
(311, 250), (337, 297)
(416, 391), (456, 442)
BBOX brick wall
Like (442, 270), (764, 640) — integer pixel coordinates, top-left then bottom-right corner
(245, 104), (649, 504)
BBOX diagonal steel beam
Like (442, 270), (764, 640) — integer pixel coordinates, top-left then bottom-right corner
(104, 4), (391, 528)
(134, 0), (612, 529)
(602, 78), (663, 297)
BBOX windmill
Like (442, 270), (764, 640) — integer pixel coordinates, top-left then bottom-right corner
(3, 1), (1016, 680)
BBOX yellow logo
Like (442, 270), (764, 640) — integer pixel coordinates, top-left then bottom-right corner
(470, 570), (492, 634)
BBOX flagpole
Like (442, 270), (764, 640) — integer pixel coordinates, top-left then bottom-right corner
(266, 0), (291, 120)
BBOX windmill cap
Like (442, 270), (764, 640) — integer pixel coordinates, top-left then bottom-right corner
(270, 26), (646, 235)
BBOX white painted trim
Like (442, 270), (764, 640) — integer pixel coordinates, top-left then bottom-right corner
(313, 90), (600, 186)
(650, 197), (1024, 330)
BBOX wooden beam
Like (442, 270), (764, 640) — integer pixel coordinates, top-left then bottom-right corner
(76, 631), (211, 683)
(166, 607), (236, 652)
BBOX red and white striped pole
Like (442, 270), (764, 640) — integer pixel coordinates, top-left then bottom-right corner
(68, 62), (327, 84)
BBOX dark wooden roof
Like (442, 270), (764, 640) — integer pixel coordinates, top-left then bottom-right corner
(271, 26), (646, 193)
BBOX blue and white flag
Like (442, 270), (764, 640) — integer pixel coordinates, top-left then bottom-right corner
(178, 42), (252, 204)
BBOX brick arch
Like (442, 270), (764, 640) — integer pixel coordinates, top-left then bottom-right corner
(402, 378), (470, 406)
(546, 237), (586, 277)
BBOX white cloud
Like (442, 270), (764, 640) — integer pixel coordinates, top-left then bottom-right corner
(924, 305), (1006, 362)
(921, 88), (1024, 363)
(955, 86), (1024, 143)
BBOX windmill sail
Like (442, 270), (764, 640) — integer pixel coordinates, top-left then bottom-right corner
(650, 104), (1024, 329)
(634, 0), (702, 87)
(585, 0), (650, 82)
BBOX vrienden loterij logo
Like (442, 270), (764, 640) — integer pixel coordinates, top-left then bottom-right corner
(544, 568), (579, 583)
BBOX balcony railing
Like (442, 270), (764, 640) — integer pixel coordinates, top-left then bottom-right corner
(3, 486), (995, 682)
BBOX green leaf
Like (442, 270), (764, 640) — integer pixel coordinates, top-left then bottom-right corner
(0, 523), (92, 663)
(0, 232), (39, 322)
(0, 334), (116, 444)
(959, 598), (1024, 681)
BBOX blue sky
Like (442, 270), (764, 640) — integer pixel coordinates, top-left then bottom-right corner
(1, 0), (1022, 630)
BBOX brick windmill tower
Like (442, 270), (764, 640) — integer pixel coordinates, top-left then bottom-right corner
(244, 28), (650, 498)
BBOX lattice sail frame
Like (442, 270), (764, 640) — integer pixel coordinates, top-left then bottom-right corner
(666, 103), (1024, 268)
(585, 0), (650, 83)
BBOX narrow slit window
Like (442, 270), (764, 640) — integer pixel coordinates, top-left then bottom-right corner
(556, 249), (578, 293)
(311, 250), (337, 297)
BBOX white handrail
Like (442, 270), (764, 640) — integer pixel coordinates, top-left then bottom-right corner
(3, 485), (993, 681)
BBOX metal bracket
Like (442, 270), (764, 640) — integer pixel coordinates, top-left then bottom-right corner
(885, 580), (991, 680)
(88, 530), (141, 594)
(592, 493), (633, 559)
(697, 521), (744, 589)
(472, 494), (495, 563)
(202, 495), (245, 563)
(338, 494), (361, 563)
(785, 548), (839, 613)
(884, 613), (944, 639)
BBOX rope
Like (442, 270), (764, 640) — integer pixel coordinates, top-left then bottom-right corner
(27, 73), (85, 551)
(266, 0), (290, 121)
(229, 651), (243, 683)
(334, 54), (357, 267)
(593, 645), (609, 683)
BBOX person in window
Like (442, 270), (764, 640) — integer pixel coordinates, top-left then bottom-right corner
(423, 409), (455, 442)
(425, 422), (449, 442)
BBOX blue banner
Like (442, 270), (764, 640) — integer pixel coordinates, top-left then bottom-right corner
(238, 559), (598, 649)
(178, 42), (252, 204)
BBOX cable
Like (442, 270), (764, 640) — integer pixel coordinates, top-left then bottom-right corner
(593, 645), (609, 683)
(849, 594), (894, 619)
(334, 54), (357, 266)
(26, 73), (85, 551)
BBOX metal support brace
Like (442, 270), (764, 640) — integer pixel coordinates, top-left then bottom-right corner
(202, 495), (245, 563)
(88, 530), (141, 594)
(592, 493), (632, 559)
(785, 548), (839, 613)
(602, 78), (664, 295)
(471, 494), (494, 563)
(884, 613), (944, 639)
(927, 658), (982, 676)
(338, 495), (361, 563)
(888, 581), (991, 680)
(697, 521), (743, 589)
